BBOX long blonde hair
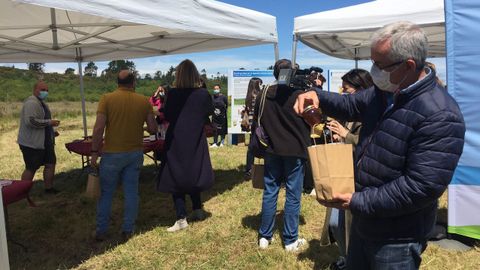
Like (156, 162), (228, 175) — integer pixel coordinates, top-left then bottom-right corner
(174, 59), (201, 89)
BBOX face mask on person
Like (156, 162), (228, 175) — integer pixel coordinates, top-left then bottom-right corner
(370, 63), (404, 93)
(158, 92), (165, 97)
(213, 90), (220, 95)
(39, 90), (48, 100)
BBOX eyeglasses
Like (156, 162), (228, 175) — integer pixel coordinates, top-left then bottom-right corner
(371, 59), (403, 71)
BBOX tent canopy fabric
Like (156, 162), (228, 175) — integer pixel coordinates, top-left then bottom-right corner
(0, 0), (278, 62)
(293, 0), (444, 60)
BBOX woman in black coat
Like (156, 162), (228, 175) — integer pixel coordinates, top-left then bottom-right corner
(157, 59), (214, 232)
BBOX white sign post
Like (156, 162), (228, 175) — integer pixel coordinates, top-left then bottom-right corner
(0, 186), (10, 270)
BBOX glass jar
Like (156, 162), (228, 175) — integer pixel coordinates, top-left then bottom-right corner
(301, 105), (325, 138)
(301, 105), (323, 127)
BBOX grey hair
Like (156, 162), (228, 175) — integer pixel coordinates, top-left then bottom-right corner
(371, 21), (428, 69)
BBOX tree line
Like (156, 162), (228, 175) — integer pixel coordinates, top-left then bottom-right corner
(0, 60), (228, 102)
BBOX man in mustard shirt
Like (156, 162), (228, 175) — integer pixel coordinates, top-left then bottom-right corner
(91, 70), (157, 241)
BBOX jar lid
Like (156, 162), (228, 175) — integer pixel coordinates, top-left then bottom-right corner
(302, 105), (316, 114)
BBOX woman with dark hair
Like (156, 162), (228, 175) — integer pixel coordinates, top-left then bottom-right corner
(157, 59), (214, 232)
(323, 68), (373, 270)
(327, 69), (373, 145)
(243, 77), (262, 179)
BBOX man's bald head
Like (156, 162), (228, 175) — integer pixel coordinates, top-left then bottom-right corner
(117, 69), (135, 87)
(33, 81), (48, 97)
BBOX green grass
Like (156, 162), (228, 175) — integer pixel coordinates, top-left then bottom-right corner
(1, 105), (479, 269)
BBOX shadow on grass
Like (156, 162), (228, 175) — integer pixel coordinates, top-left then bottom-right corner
(242, 212), (307, 231)
(297, 239), (339, 270)
(6, 162), (247, 269)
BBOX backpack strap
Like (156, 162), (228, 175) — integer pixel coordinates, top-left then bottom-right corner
(257, 84), (269, 127)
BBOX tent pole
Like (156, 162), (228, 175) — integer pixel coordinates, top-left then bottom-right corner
(274, 43), (279, 61)
(355, 48), (358, 69)
(76, 48), (88, 137)
(50, 8), (59, 49)
(0, 188), (10, 270)
(292, 34), (298, 67)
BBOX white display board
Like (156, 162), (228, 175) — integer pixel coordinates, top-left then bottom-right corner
(228, 70), (275, 134)
(327, 69), (349, 93)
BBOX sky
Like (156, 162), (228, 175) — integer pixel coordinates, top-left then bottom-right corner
(1, 0), (446, 81)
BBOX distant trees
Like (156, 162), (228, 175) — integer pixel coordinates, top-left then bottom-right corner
(200, 68), (207, 82)
(101, 60), (136, 77)
(144, 73), (152, 80)
(64, 68), (75, 75)
(153, 70), (162, 80)
(84, 61), (98, 77)
(163, 66), (175, 86)
(27, 63), (45, 73)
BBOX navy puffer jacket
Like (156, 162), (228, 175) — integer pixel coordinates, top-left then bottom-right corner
(317, 69), (465, 241)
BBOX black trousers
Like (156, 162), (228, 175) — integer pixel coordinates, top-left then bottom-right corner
(172, 192), (202, 219)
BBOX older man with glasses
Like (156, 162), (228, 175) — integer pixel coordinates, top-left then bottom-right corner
(295, 21), (465, 269)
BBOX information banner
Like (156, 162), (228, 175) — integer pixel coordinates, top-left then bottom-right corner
(446, 0), (480, 240)
(228, 70), (275, 134)
(327, 69), (349, 93)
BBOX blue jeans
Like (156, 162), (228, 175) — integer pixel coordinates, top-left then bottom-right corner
(96, 151), (143, 234)
(347, 225), (426, 270)
(258, 153), (305, 245)
(330, 208), (347, 268)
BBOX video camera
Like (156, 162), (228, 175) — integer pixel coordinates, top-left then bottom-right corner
(278, 66), (325, 90)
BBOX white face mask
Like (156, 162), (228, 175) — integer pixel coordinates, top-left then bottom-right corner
(370, 63), (405, 93)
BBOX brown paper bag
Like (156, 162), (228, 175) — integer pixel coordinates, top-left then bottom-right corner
(251, 158), (264, 189)
(85, 172), (100, 199)
(308, 143), (354, 202)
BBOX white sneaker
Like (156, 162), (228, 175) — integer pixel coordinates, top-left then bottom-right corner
(210, 144), (217, 148)
(258, 237), (274, 249)
(309, 189), (316, 197)
(285, 238), (306, 252)
(219, 143), (224, 147)
(167, 218), (188, 232)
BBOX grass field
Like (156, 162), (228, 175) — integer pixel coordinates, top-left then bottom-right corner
(1, 102), (479, 269)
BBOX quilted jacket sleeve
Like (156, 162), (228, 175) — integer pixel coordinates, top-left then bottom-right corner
(315, 88), (373, 122)
(350, 110), (466, 218)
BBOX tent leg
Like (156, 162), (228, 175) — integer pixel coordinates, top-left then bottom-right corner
(0, 188), (10, 270)
(77, 60), (88, 138)
(292, 35), (298, 67)
(355, 48), (359, 69)
(274, 43), (279, 61)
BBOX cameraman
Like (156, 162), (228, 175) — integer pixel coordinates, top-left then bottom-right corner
(255, 59), (311, 252)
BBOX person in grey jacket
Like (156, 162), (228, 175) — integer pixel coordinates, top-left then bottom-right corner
(17, 81), (60, 194)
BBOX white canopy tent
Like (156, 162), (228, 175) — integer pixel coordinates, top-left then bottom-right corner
(0, 1), (278, 268)
(292, 0), (445, 64)
(0, 0), (279, 136)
